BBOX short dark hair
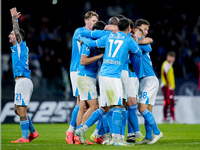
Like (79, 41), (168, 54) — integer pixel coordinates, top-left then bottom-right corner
(108, 17), (119, 25)
(167, 51), (176, 57)
(117, 18), (130, 31)
(116, 15), (126, 19)
(135, 19), (150, 27)
(128, 19), (134, 29)
(92, 21), (106, 30)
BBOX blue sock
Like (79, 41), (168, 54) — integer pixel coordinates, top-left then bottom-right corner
(96, 117), (102, 133)
(112, 108), (122, 135)
(76, 124), (83, 129)
(107, 108), (113, 134)
(70, 105), (79, 128)
(128, 104), (140, 132)
(102, 113), (110, 133)
(20, 120), (29, 139)
(121, 108), (126, 136)
(28, 116), (35, 134)
(85, 108), (105, 129)
(97, 117), (105, 136)
(141, 109), (160, 135)
(145, 120), (152, 140)
(127, 109), (134, 135)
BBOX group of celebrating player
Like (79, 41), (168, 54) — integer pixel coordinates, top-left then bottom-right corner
(65, 11), (163, 146)
(8, 6), (163, 146)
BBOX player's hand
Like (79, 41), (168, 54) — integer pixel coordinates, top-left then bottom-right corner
(104, 25), (119, 33)
(132, 35), (138, 41)
(98, 53), (104, 59)
(10, 7), (21, 19)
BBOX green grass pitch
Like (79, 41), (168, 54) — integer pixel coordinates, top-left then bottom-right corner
(1, 124), (200, 150)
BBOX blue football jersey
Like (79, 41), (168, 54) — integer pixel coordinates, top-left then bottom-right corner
(96, 32), (142, 78)
(130, 42), (155, 79)
(10, 41), (31, 79)
(78, 43), (99, 78)
(70, 27), (89, 72)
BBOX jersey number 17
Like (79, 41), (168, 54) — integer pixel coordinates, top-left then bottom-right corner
(108, 39), (123, 58)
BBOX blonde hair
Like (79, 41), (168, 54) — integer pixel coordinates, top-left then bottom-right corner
(84, 11), (99, 20)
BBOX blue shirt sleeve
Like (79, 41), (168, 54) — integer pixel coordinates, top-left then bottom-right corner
(80, 30), (92, 38)
(91, 30), (110, 39)
(81, 34), (108, 48)
(128, 38), (142, 58)
(81, 44), (90, 56)
(81, 37), (97, 47)
(96, 34), (108, 47)
(139, 44), (152, 52)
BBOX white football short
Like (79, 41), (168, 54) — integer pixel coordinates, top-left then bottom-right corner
(70, 71), (79, 97)
(121, 70), (129, 100)
(128, 77), (139, 98)
(99, 76), (123, 107)
(77, 75), (98, 101)
(138, 76), (159, 105)
(14, 78), (33, 106)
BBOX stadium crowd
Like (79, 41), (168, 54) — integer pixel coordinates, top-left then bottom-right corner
(2, 1), (200, 97)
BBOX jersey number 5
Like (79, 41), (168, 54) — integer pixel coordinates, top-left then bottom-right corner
(108, 39), (123, 57)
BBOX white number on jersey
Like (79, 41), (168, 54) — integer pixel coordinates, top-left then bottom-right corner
(108, 39), (123, 57)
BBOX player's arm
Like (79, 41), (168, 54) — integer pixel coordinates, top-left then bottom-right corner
(80, 44), (104, 65)
(138, 37), (153, 45)
(140, 44), (152, 52)
(129, 38), (142, 58)
(81, 54), (104, 66)
(80, 37), (97, 47)
(79, 30), (110, 39)
(104, 25), (118, 33)
(10, 7), (22, 44)
(81, 34), (108, 48)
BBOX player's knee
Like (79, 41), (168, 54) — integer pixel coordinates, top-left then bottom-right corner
(14, 105), (19, 115)
(138, 104), (146, 113)
(14, 107), (18, 115)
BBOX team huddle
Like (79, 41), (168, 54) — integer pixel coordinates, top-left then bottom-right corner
(9, 7), (163, 146)
(66, 11), (163, 146)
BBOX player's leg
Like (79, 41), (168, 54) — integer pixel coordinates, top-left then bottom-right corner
(120, 70), (129, 140)
(81, 98), (99, 124)
(66, 72), (80, 144)
(138, 77), (163, 144)
(107, 77), (132, 146)
(126, 107), (135, 142)
(76, 100), (87, 127)
(75, 106), (106, 145)
(75, 76), (108, 145)
(95, 117), (105, 144)
(162, 86), (168, 122)
(12, 105), (30, 143)
(127, 76), (143, 142)
(169, 90), (175, 121)
(12, 78), (36, 143)
(127, 97), (143, 142)
(101, 113), (112, 144)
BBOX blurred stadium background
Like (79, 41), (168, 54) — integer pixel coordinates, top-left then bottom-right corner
(1, 0), (200, 124)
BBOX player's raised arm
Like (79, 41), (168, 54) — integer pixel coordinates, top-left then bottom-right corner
(10, 7), (22, 44)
